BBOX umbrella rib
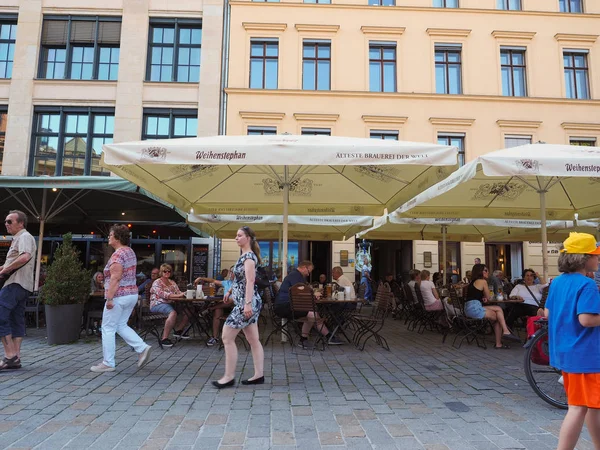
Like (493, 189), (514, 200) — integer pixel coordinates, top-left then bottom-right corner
(4, 189), (39, 218)
(125, 164), (192, 209)
(328, 166), (391, 205)
(190, 165), (247, 204)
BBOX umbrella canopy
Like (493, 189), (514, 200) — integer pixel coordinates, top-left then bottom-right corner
(358, 215), (597, 242)
(395, 143), (600, 279)
(188, 214), (373, 241)
(102, 134), (457, 216)
(0, 176), (193, 290)
(102, 134), (458, 276)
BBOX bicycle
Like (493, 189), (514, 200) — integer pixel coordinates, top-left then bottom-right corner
(523, 318), (567, 409)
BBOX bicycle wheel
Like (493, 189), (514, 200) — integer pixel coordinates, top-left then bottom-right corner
(524, 328), (568, 409)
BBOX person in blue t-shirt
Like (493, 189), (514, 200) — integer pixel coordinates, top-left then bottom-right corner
(545, 232), (600, 450)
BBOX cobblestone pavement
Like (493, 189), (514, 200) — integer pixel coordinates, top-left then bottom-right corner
(0, 323), (591, 450)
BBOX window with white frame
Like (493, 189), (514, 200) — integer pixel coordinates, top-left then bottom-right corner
(434, 0), (458, 7)
(370, 130), (399, 140)
(301, 128), (331, 136)
(504, 135), (532, 148)
(247, 126), (277, 135)
(570, 137), (596, 147)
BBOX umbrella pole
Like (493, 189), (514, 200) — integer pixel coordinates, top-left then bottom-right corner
(34, 189), (47, 292)
(540, 190), (549, 281)
(281, 166), (290, 343)
(282, 166), (289, 279)
(442, 225), (447, 285)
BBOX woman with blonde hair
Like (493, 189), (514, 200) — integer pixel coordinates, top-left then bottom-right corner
(212, 226), (264, 388)
(150, 263), (188, 348)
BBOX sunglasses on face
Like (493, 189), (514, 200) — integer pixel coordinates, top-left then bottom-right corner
(4, 220), (12, 225)
(163, 270), (171, 274)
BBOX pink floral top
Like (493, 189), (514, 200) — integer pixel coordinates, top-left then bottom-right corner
(104, 246), (138, 298)
(150, 278), (182, 309)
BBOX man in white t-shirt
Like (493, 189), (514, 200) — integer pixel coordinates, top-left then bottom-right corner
(332, 266), (355, 298)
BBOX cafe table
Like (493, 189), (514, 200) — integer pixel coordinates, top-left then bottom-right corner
(172, 296), (222, 341)
(316, 298), (363, 344)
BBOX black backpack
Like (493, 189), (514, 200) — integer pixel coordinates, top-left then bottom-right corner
(255, 266), (271, 289)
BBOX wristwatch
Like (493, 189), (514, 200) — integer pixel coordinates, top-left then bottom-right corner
(245, 300), (252, 305)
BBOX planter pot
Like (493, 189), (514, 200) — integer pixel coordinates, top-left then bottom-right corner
(45, 303), (85, 345)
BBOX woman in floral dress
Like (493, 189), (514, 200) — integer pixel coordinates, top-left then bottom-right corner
(212, 226), (264, 388)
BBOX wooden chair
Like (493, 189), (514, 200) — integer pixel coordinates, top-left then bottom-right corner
(262, 285), (294, 347)
(413, 283), (444, 335)
(289, 283), (325, 353)
(136, 297), (169, 349)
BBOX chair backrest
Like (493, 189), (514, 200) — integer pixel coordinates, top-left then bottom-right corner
(403, 283), (415, 304)
(449, 287), (468, 317)
(372, 283), (391, 317)
(289, 283), (316, 313)
(357, 282), (367, 300)
(414, 282), (426, 308)
(539, 285), (550, 309)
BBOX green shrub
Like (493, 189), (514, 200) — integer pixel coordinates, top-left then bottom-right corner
(40, 233), (92, 306)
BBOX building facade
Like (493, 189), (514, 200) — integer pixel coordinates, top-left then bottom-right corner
(0, 0), (224, 283)
(222, 0), (600, 281)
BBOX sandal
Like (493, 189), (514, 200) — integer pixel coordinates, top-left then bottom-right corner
(0, 356), (21, 370)
(502, 333), (521, 342)
(494, 344), (511, 350)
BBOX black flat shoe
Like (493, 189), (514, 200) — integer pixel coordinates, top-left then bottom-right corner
(212, 379), (235, 389)
(241, 376), (264, 385)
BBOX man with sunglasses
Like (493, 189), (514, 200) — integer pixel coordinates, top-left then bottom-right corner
(0, 210), (36, 370)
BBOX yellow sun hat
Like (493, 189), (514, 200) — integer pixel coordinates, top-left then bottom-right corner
(560, 232), (600, 255)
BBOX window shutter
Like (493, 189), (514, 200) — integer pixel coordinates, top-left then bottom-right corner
(41, 20), (68, 45)
(70, 20), (96, 43)
(97, 21), (122, 44)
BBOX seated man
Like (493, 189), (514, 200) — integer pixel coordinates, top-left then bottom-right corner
(275, 260), (341, 347)
(332, 266), (355, 297)
(318, 273), (327, 285)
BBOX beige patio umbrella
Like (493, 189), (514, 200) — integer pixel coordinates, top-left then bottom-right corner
(102, 134), (458, 276)
(188, 214), (373, 241)
(395, 144), (600, 279)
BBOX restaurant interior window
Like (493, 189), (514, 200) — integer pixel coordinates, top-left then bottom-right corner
(147, 19), (202, 82)
(161, 244), (188, 288)
(0, 18), (17, 79)
(247, 126), (277, 135)
(303, 40), (331, 91)
(39, 16), (121, 80)
(438, 133), (465, 166)
(249, 39), (278, 89)
(0, 107), (6, 174)
(570, 137), (597, 147)
(370, 130), (399, 140)
(29, 107), (114, 176)
(564, 50), (590, 99)
(142, 109), (198, 140)
(369, 42), (396, 92)
(504, 135), (532, 148)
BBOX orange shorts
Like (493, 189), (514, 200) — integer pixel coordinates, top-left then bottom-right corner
(563, 372), (600, 408)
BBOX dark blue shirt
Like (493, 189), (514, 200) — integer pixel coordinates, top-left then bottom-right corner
(546, 273), (600, 373)
(276, 270), (306, 305)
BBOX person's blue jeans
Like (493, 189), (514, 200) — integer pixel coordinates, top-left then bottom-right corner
(101, 294), (148, 368)
(0, 283), (30, 338)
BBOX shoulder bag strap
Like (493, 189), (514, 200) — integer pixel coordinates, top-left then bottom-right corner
(523, 284), (541, 306)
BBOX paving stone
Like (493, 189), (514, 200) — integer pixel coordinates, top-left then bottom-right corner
(0, 326), (588, 450)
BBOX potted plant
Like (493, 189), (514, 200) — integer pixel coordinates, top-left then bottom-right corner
(40, 233), (92, 345)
